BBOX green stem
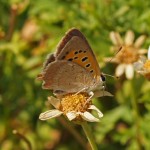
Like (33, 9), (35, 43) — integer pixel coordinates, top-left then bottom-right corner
(131, 81), (142, 150)
(58, 117), (87, 149)
(81, 122), (98, 150)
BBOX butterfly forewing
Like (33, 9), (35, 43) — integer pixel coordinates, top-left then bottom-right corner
(55, 29), (101, 81)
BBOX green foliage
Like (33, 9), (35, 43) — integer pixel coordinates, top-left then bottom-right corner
(0, 0), (150, 149)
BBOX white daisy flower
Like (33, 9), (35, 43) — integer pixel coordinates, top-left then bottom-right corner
(39, 92), (111, 122)
(106, 30), (147, 79)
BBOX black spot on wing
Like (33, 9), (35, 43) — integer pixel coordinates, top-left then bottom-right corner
(74, 51), (78, 55)
(86, 64), (90, 68)
(82, 57), (88, 62)
(68, 58), (73, 61)
(74, 56), (78, 59)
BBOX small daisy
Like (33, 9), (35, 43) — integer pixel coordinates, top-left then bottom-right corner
(39, 92), (111, 122)
(134, 46), (150, 80)
(107, 30), (147, 79)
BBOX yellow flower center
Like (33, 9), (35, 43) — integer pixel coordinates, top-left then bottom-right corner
(117, 46), (139, 64)
(60, 93), (91, 114)
(144, 60), (150, 70)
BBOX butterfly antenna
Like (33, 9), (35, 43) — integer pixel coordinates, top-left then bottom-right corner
(108, 46), (123, 63)
(102, 73), (119, 80)
(101, 47), (122, 81)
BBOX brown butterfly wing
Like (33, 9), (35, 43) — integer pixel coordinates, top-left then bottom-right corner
(43, 28), (101, 75)
(55, 28), (88, 56)
(41, 60), (94, 93)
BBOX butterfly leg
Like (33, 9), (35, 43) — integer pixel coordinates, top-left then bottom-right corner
(83, 91), (94, 108)
(87, 91), (94, 101)
(74, 87), (87, 95)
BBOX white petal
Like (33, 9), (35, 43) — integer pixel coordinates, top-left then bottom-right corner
(66, 112), (77, 121)
(48, 96), (60, 109)
(39, 109), (63, 120)
(115, 64), (126, 77)
(134, 35), (146, 48)
(125, 64), (134, 79)
(115, 32), (124, 45)
(88, 105), (103, 118)
(148, 46), (150, 60)
(110, 32), (123, 46)
(93, 90), (113, 98)
(133, 62), (143, 71)
(138, 49), (147, 55)
(110, 32), (118, 45)
(81, 112), (99, 122)
(125, 30), (135, 46)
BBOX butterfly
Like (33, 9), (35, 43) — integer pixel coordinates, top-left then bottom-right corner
(37, 28), (108, 98)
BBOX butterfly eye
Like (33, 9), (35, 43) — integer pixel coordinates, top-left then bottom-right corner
(100, 74), (106, 82)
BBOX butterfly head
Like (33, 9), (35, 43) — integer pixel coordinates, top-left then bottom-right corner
(99, 74), (106, 90)
(100, 74), (106, 82)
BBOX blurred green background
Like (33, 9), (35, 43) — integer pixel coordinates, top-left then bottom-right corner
(1, 0), (150, 149)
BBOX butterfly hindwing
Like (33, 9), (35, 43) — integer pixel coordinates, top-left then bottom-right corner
(42, 60), (94, 93)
